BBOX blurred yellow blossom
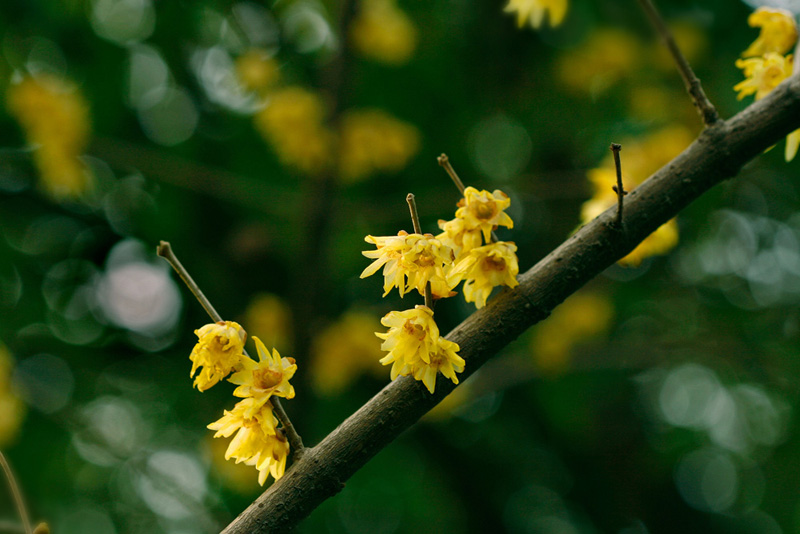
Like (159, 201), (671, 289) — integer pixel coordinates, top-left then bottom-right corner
(310, 311), (384, 396)
(448, 241), (520, 309)
(229, 337), (296, 402)
(505, 0), (568, 29)
(338, 109), (420, 183)
(205, 434), (261, 493)
(531, 292), (613, 375)
(742, 7), (798, 57)
(189, 321), (247, 391)
(207, 398), (288, 486)
(557, 29), (640, 94)
(253, 86), (334, 175)
(350, 0), (418, 65)
(361, 231), (455, 299)
(7, 74), (93, 199)
(581, 126), (693, 266)
(376, 305), (440, 380)
(0, 343), (25, 447)
(243, 293), (292, 353)
(235, 49), (280, 93)
(734, 52), (794, 101)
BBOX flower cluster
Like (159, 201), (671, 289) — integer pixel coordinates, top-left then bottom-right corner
(581, 126), (693, 266)
(188, 321), (297, 485)
(7, 74), (93, 199)
(505, 0), (568, 29)
(438, 187), (519, 308)
(377, 306), (464, 394)
(734, 7), (799, 161)
(361, 187), (519, 392)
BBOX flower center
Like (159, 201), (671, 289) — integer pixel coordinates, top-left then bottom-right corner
(253, 368), (283, 390)
(482, 256), (507, 272)
(473, 201), (496, 220)
(403, 320), (425, 340)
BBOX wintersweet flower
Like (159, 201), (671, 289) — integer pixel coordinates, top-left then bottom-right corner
(742, 7), (798, 58)
(437, 216), (484, 258)
(361, 232), (455, 298)
(229, 337), (296, 401)
(412, 337), (465, 394)
(787, 130), (800, 162)
(207, 398), (288, 485)
(455, 187), (514, 244)
(190, 321), (247, 391)
(504, 0), (568, 29)
(448, 242), (520, 309)
(376, 306), (439, 379)
(734, 52), (794, 101)
(235, 49), (280, 93)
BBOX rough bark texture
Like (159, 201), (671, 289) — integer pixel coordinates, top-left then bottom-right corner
(222, 74), (800, 534)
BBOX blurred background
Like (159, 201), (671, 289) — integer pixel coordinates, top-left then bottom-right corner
(1, 0), (799, 532)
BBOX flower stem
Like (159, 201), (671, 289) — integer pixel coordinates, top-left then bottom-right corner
(635, 0), (719, 126)
(405, 194), (433, 309)
(0, 451), (32, 534)
(156, 241), (305, 459)
(610, 143), (627, 227)
(437, 154), (466, 195)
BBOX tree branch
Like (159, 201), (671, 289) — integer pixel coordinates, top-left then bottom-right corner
(222, 75), (800, 533)
(635, 0), (720, 126)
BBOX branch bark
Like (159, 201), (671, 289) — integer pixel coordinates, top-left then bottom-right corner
(222, 74), (800, 533)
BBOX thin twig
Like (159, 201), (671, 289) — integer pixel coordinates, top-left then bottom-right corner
(437, 154), (500, 243)
(610, 144), (627, 227)
(406, 194), (433, 309)
(437, 154), (466, 194)
(156, 241), (305, 458)
(0, 452), (32, 534)
(635, 0), (719, 126)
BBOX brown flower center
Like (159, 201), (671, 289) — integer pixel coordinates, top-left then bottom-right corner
(482, 256), (507, 272)
(253, 368), (283, 390)
(473, 201), (496, 220)
(403, 320), (425, 340)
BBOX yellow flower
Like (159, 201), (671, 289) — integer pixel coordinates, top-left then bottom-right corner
(448, 241), (520, 309)
(207, 398), (288, 485)
(7, 74), (93, 199)
(581, 126), (693, 266)
(436, 216), (484, 258)
(350, 0), (418, 65)
(361, 231), (455, 299)
(734, 52), (794, 101)
(229, 337), (296, 401)
(455, 187), (514, 244)
(189, 321), (247, 391)
(0, 343), (25, 447)
(787, 129), (800, 162)
(338, 109), (420, 183)
(253, 86), (334, 175)
(504, 0), (568, 29)
(531, 292), (613, 375)
(310, 311), (384, 396)
(411, 337), (465, 394)
(243, 293), (292, 353)
(557, 29), (640, 94)
(376, 306), (439, 379)
(235, 49), (280, 93)
(742, 7), (798, 57)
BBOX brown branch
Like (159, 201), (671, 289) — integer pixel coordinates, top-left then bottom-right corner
(156, 241), (305, 458)
(636, 0), (719, 126)
(222, 76), (800, 533)
(610, 143), (626, 227)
